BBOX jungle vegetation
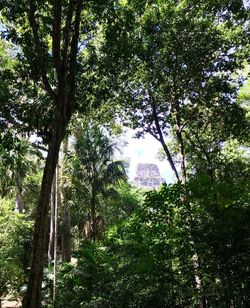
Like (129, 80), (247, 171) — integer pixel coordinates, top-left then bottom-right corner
(0, 0), (250, 307)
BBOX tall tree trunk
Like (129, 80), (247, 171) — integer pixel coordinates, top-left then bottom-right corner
(171, 45), (207, 304)
(15, 191), (24, 213)
(22, 119), (66, 308)
(23, 0), (85, 305)
(61, 138), (72, 262)
(90, 185), (97, 241)
(53, 165), (58, 304)
(61, 207), (71, 261)
(48, 175), (56, 263)
(173, 101), (187, 188)
(47, 164), (58, 303)
(173, 100), (207, 308)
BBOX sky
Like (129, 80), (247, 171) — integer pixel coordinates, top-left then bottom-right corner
(29, 127), (174, 183)
(120, 129), (174, 184)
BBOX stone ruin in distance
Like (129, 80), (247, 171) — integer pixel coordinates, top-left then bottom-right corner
(134, 163), (165, 188)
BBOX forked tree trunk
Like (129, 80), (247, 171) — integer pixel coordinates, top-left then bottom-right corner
(23, 119), (66, 308)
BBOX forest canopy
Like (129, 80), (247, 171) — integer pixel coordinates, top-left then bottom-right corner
(0, 0), (249, 307)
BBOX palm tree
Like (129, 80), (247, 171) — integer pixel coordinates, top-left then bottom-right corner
(71, 122), (127, 240)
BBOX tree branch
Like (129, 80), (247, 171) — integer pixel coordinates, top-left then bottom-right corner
(28, 0), (57, 101)
(67, 0), (83, 118)
(149, 90), (180, 181)
(62, 0), (75, 71)
(30, 142), (48, 152)
(52, 0), (62, 76)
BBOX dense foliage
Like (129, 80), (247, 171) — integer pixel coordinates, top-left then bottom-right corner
(0, 198), (33, 297)
(0, 0), (249, 307)
(55, 180), (250, 307)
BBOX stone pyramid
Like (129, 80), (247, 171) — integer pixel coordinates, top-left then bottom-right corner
(134, 163), (165, 188)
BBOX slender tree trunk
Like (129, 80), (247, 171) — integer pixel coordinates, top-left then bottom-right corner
(172, 89), (206, 307)
(61, 138), (72, 262)
(47, 164), (58, 303)
(61, 207), (71, 261)
(48, 175), (56, 263)
(53, 165), (58, 304)
(173, 101), (187, 188)
(175, 117), (207, 307)
(22, 118), (66, 308)
(90, 185), (97, 241)
(48, 165), (58, 303)
(15, 191), (24, 213)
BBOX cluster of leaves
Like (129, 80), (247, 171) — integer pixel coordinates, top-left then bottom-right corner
(0, 198), (33, 297)
(0, 131), (31, 196)
(100, 0), (249, 135)
(102, 181), (143, 226)
(64, 121), (128, 235)
(55, 178), (250, 307)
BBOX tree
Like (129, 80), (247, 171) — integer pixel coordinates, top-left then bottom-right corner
(1, 1), (107, 306)
(60, 138), (72, 262)
(0, 198), (33, 297)
(100, 0), (249, 185)
(0, 130), (40, 213)
(69, 120), (127, 240)
(55, 177), (250, 307)
(0, 0), (249, 305)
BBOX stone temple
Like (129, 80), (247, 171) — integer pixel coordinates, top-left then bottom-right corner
(134, 163), (165, 188)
